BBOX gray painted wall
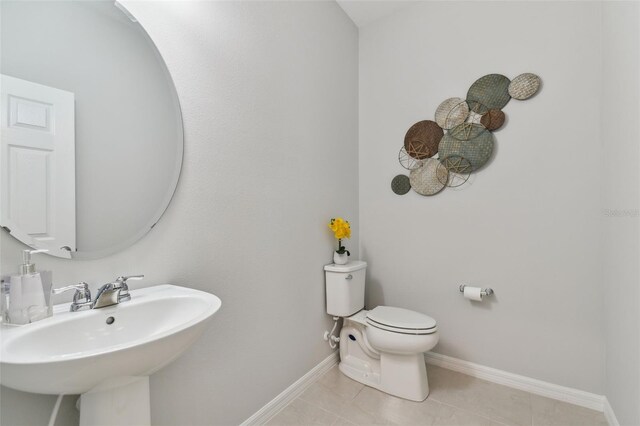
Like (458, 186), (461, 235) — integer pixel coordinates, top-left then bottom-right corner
(1, 1), (182, 257)
(0, 1), (358, 424)
(358, 1), (605, 393)
(2, 1), (638, 425)
(602, 2), (640, 425)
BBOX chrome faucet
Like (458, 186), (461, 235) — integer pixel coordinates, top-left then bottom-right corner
(93, 275), (143, 309)
(52, 275), (144, 312)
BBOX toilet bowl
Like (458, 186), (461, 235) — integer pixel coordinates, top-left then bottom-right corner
(324, 262), (439, 401)
(366, 306), (438, 355)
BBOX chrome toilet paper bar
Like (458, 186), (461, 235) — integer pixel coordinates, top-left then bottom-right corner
(459, 284), (494, 297)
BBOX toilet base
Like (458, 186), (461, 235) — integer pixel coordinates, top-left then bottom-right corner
(339, 360), (381, 390)
(339, 352), (429, 402)
(339, 319), (431, 402)
(380, 352), (429, 401)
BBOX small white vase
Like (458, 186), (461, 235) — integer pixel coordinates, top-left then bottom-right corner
(333, 252), (349, 265)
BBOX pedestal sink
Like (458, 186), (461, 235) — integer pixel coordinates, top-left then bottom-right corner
(0, 284), (222, 426)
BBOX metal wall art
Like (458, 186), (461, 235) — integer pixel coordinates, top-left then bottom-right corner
(391, 72), (541, 196)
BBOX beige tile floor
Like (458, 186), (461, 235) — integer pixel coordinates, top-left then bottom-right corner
(267, 364), (608, 426)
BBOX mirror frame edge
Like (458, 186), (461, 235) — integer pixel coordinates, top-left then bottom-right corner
(71, 0), (185, 260)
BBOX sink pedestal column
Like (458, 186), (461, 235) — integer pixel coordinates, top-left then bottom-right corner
(79, 376), (150, 426)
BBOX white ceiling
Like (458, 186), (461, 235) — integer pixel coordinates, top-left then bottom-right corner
(335, 1), (414, 28)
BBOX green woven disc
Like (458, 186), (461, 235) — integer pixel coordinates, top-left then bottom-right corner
(467, 74), (511, 110)
(391, 175), (411, 195)
(438, 131), (494, 171)
(449, 123), (485, 141)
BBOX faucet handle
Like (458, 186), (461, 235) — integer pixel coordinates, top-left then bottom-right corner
(115, 275), (144, 285)
(52, 282), (90, 296)
(52, 282), (92, 311)
(115, 275), (143, 302)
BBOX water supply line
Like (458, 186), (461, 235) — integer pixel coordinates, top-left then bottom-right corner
(48, 394), (64, 426)
(323, 316), (341, 349)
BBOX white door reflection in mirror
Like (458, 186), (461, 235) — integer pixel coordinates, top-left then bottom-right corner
(1, 74), (75, 258)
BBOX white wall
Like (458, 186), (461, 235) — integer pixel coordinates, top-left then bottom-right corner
(359, 1), (605, 393)
(0, 1), (358, 425)
(602, 2), (640, 425)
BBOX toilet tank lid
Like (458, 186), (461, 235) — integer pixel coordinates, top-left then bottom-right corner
(324, 261), (367, 272)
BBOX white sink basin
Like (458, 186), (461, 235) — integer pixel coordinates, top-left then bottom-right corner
(0, 284), (221, 395)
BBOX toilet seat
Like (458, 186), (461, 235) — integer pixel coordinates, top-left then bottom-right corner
(366, 306), (437, 335)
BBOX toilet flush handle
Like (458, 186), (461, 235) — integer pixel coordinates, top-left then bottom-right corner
(345, 274), (353, 280)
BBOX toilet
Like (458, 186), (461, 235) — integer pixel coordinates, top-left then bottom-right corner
(325, 261), (438, 401)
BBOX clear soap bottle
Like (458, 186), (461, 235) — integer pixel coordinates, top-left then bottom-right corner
(6, 249), (53, 325)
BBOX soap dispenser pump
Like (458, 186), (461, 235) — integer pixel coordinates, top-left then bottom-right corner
(19, 249), (46, 274)
(7, 249), (52, 325)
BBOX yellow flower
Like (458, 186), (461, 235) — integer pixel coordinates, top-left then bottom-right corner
(328, 217), (351, 240)
(329, 218), (342, 233)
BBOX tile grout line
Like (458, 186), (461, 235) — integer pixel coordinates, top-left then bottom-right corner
(426, 366), (535, 426)
(294, 392), (357, 426)
(311, 366), (514, 426)
(309, 369), (504, 426)
(350, 385), (365, 401)
(427, 397), (514, 426)
(295, 369), (365, 424)
(296, 364), (601, 426)
(325, 384), (366, 425)
(294, 397), (348, 424)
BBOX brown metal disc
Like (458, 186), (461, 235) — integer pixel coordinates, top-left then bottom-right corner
(480, 109), (506, 131)
(403, 120), (444, 159)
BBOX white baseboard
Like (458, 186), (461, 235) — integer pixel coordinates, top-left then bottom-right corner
(240, 351), (339, 426)
(603, 398), (620, 426)
(425, 352), (606, 413)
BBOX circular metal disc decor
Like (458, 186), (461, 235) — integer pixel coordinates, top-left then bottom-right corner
(404, 120), (444, 159)
(437, 155), (472, 187)
(391, 174), (411, 195)
(438, 131), (494, 171)
(449, 122), (486, 141)
(405, 140), (430, 160)
(508, 73), (541, 100)
(467, 74), (511, 111)
(390, 72), (541, 197)
(409, 158), (448, 196)
(435, 98), (469, 130)
(480, 109), (506, 131)
(398, 146), (424, 170)
(467, 109), (484, 125)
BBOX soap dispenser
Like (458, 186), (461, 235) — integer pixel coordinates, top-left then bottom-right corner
(7, 249), (52, 325)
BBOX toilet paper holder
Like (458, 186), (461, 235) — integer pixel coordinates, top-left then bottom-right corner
(459, 284), (494, 297)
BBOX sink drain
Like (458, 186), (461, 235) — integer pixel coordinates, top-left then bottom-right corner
(106, 316), (115, 325)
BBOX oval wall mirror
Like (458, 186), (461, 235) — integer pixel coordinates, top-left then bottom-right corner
(0, 0), (183, 259)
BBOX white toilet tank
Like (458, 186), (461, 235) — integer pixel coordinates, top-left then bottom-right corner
(324, 261), (367, 317)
